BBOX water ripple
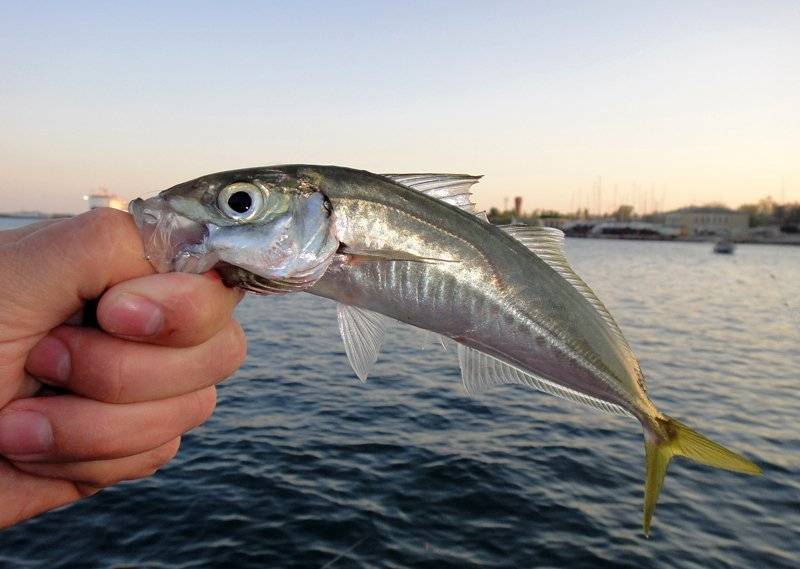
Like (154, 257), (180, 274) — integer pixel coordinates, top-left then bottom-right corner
(1, 240), (798, 567)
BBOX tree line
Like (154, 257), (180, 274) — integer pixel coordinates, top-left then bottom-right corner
(488, 196), (800, 232)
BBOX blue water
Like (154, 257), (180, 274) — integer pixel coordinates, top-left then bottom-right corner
(1, 239), (798, 568)
(0, 217), (52, 230)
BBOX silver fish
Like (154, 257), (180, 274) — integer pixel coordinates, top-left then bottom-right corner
(129, 165), (761, 534)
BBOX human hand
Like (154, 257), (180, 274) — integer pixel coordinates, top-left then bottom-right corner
(0, 208), (246, 529)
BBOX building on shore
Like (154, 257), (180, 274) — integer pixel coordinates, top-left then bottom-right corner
(664, 206), (749, 237)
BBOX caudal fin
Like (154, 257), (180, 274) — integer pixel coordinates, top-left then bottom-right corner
(643, 415), (762, 536)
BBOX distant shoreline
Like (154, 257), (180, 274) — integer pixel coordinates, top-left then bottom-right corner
(567, 234), (800, 246)
(2, 212), (797, 246)
(0, 213), (73, 219)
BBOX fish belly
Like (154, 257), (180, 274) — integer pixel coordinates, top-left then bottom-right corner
(310, 257), (631, 409)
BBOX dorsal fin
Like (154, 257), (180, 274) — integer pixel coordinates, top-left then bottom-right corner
(501, 225), (565, 252)
(499, 225), (632, 350)
(383, 173), (481, 214)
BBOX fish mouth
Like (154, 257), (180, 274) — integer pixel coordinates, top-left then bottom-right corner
(129, 197), (218, 274)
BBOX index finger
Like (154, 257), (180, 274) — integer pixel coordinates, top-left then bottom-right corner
(1, 208), (154, 334)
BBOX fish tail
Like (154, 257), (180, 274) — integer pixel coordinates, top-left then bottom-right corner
(642, 415), (762, 536)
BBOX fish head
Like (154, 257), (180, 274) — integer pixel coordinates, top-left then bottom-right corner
(129, 167), (339, 292)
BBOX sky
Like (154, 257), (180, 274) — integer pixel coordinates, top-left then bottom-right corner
(1, 1), (798, 215)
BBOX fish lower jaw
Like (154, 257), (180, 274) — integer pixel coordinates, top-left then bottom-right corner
(172, 248), (221, 274)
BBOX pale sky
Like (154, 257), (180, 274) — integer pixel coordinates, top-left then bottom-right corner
(1, 1), (798, 215)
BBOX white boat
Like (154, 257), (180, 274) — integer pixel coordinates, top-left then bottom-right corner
(83, 189), (126, 211)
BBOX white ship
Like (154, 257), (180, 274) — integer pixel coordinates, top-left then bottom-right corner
(84, 189), (126, 211)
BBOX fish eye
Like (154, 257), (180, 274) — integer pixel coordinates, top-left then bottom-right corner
(218, 182), (264, 220)
(228, 191), (251, 213)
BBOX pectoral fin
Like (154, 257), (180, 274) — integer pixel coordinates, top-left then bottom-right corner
(337, 304), (390, 382)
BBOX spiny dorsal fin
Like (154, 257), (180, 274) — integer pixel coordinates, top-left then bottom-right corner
(457, 344), (632, 416)
(337, 304), (390, 382)
(499, 225), (632, 350)
(383, 173), (481, 214)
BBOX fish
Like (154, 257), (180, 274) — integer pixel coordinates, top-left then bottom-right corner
(128, 165), (761, 534)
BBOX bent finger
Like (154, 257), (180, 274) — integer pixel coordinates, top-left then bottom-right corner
(97, 271), (244, 347)
(1, 208), (153, 334)
(0, 459), (83, 530)
(0, 388), (216, 463)
(26, 321), (245, 403)
(12, 438), (181, 487)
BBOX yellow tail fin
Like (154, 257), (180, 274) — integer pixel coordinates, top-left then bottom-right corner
(643, 415), (762, 536)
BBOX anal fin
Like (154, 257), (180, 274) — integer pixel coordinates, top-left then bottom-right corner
(457, 344), (632, 416)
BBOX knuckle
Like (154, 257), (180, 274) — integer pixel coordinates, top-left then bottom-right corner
(153, 275), (214, 338)
(198, 321), (247, 384)
(135, 439), (182, 480)
(186, 388), (217, 429)
(78, 208), (130, 248)
(84, 206), (129, 228)
(151, 438), (181, 470)
(169, 277), (240, 345)
(96, 351), (128, 404)
(109, 351), (129, 403)
(74, 208), (139, 275)
(223, 321), (248, 375)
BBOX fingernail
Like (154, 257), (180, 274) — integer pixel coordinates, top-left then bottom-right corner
(27, 336), (71, 384)
(104, 293), (164, 337)
(0, 410), (54, 456)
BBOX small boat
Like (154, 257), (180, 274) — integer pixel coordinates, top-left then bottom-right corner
(713, 238), (736, 254)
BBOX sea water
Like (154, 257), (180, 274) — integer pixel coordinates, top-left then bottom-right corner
(1, 235), (797, 568)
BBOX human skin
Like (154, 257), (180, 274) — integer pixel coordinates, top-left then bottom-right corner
(0, 208), (247, 529)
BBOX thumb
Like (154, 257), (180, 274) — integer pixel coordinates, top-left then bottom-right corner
(1, 208), (155, 335)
